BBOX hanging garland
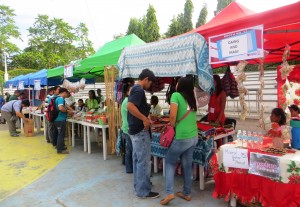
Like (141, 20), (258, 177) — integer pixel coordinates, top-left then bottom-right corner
(236, 60), (248, 120)
(280, 45), (295, 79)
(258, 58), (265, 130)
(62, 78), (86, 93)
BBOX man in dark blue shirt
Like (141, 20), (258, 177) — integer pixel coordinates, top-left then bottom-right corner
(127, 69), (159, 199)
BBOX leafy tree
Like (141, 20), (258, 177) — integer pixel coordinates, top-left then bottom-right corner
(0, 5), (20, 53)
(0, 4), (20, 71)
(165, 0), (194, 38)
(196, 3), (208, 28)
(181, 0), (194, 33)
(10, 15), (94, 70)
(144, 5), (160, 43)
(216, 0), (233, 14)
(75, 23), (95, 59)
(126, 17), (145, 41)
(113, 33), (125, 40)
(165, 14), (183, 38)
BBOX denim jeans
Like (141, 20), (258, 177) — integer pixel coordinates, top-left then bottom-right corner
(123, 132), (133, 173)
(130, 130), (151, 197)
(54, 121), (66, 152)
(165, 137), (198, 195)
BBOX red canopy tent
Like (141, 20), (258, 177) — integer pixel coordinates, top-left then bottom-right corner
(192, 1), (300, 65)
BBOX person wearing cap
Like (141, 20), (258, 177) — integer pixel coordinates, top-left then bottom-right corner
(289, 104), (300, 118)
(127, 69), (159, 199)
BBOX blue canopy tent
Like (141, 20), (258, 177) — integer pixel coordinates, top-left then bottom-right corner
(5, 75), (25, 88)
(28, 69), (48, 86)
(11, 73), (34, 88)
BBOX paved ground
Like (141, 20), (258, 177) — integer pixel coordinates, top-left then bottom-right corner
(0, 118), (263, 207)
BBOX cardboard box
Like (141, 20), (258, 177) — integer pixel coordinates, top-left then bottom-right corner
(24, 119), (34, 137)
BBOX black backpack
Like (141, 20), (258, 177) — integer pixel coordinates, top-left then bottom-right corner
(46, 97), (59, 122)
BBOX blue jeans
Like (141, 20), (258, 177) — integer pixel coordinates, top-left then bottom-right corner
(130, 130), (151, 197)
(165, 137), (198, 195)
(123, 132), (133, 173)
(54, 121), (66, 152)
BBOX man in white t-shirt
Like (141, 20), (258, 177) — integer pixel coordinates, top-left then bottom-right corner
(65, 91), (76, 109)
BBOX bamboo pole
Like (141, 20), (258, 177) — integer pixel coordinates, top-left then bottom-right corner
(104, 66), (117, 154)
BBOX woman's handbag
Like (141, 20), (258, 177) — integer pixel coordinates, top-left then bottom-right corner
(159, 110), (191, 147)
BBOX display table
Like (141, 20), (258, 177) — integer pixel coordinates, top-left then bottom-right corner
(67, 119), (109, 160)
(212, 143), (300, 207)
(29, 112), (46, 136)
(151, 127), (234, 190)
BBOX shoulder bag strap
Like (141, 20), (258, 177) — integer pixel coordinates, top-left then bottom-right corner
(11, 101), (17, 115)
(176, 110), (191, 124)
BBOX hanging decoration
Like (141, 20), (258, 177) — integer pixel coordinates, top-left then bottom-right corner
(236, 60), (248, 120)
(18, 81), (24, 90)
(34, 80), (41, 90)
(258, 57), (266, 130)
(280, 45), (295, 79)
(62, 78), (86, 93)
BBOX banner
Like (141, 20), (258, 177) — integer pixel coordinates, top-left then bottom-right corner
(209, 25), (264, 64)
(18, 81), (24, 90)
(223, 147), (249, 169)
(249, 152), (280, 180)
(64, 64), (73, 78)
(34, 80), (41, 90)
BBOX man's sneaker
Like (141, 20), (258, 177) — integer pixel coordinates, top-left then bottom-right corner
(57, 150), (69, 154)
(145, 192), (160, 199)
(11, 134), (19, 137)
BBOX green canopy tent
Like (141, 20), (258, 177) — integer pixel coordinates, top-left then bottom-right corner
(47, 65), (95, 85)
(74, 34), (145, 77)
(47, 66), (64, 79)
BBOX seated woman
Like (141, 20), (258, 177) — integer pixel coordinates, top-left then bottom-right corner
(288, 104), (300, 118)
(86, 90), (99, 111)
(267, 108), (287, 137)
(150, 95), (162, 116)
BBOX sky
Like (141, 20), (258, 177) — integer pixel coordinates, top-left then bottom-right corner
(2, 0), (299, 52)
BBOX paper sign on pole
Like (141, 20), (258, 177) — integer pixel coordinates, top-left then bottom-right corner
(249, 152), (280, 180)
(209, 25), (264, 64)
(18, 81), (24, 90)
(9, 84), (13, 90)
(223, 147), (249, 169)
(64, 64), (73, 78)
(34, 80), (41, 90)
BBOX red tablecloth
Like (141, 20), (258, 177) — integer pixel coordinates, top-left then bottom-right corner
(211, 141), (300, 207)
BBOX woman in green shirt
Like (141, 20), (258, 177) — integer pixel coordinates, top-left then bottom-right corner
(86, 90), (99, 111)
(121, 80), (134, 173)
(161, 76), (198, 205)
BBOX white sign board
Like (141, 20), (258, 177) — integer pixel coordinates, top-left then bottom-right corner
(18, 81), (24, 90)
(9, 84), (13, 90)
(209, 25), (264, 64)
(34, 80), (41, 90)
(64, 64), (73, 78)
(223, 147), (249, 169)
(220, 34), (248, 58)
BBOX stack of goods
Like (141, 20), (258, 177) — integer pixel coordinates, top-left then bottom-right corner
(85, 111), (107, 124)
(72, 110), (107, 125)
(262, 147), (287, 155)
(197, 122), (215, 140)
(236, 130), (264, 149)
(150, 115), (170, 132)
